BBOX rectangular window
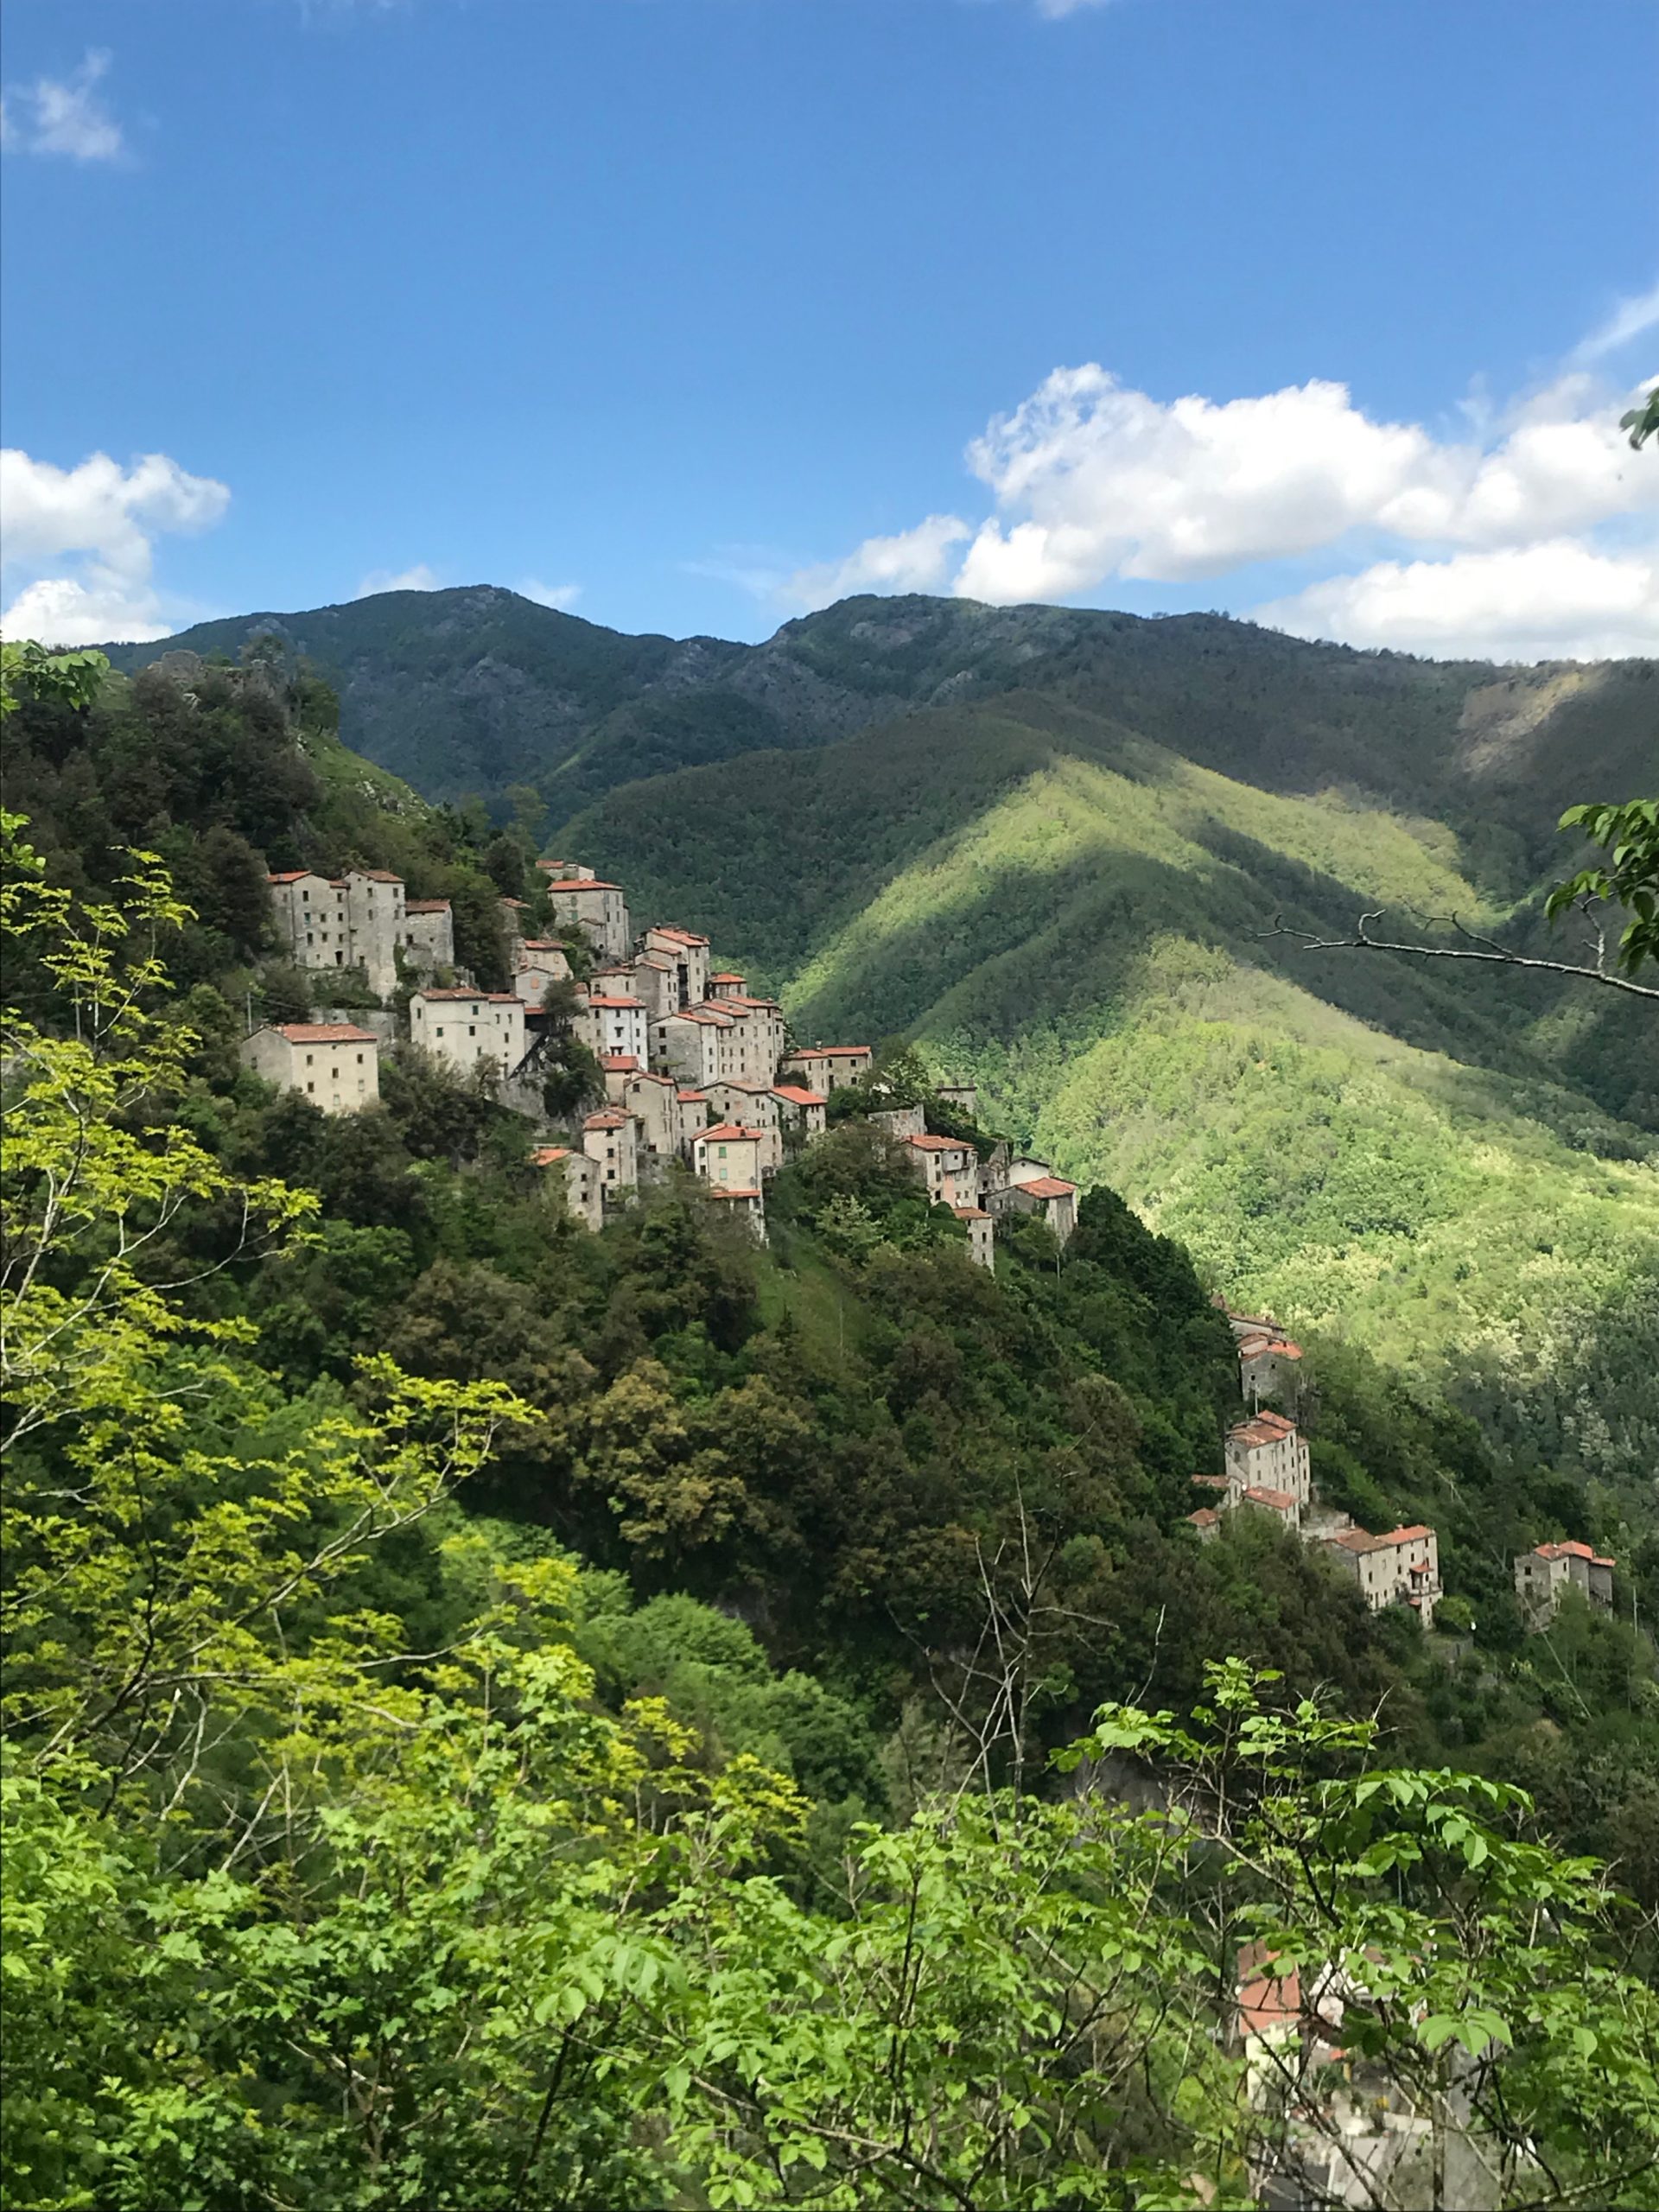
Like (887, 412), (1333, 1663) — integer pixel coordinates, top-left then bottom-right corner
(305, 1054), (314, 1066)
(436, 1027), (445, 1039)
(356, 1053), (364, 1065)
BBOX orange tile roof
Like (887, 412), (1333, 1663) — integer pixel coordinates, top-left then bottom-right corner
(1186, 1508), (1220, 1529)
(530, 1145), (574, 1165)
(601, 1053), (640, 1070)
(677, 1088), (707, 1102)
(550, 879), (623, 893)
(709, 971), (747, 983)
(1242, 1484), (1298, 1511)
(266, 869), (311, 884)
(354, 868), (404, 883)
(1533, 1540), (1616, 1567)
(648, 925), (710, 946)
(585, 995), (645, 1010)
(583, 1109), (630, 1129)
(270, 1022), (378, 1043)
(416, 987), (520, 1002)
(906, 1133), (963, 1152)
(1018, 1176), (1076, 1199)
(696, 1122), (765, 1144)
(707, 1185), (761, 1199)
(1230, 1414), (1300, 1449)
(405, 898), (452, 913)
(950, 1205), (990, 1220)
(771, 1084), (827, 1106)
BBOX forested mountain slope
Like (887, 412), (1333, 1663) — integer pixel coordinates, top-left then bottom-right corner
(105, 590), (1657, 868)
(567, 690), (1659, 1491)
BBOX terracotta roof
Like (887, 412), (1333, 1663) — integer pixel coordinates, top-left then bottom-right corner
(583, 1109), (630, 1130)
(405, 898), (453, 914)
(696, 1122), (766, 1144)
(1325, 1524), (1433, 1556)
(531, 1145), (573, 1165)
(518, 939), (566, 954)
(266, 869), (311, 884)
(648, 925), (710, 946)
(1242, 1484), (1299, 1511)
(413, 990), (519, 1008)
(1237, 1948), (1301, 2040)
(664, 1007), (731, 1027)
(906, 1133), (965, 1152)
(951, 1205), (990, 1220)
(354, 868), (403, 883)
(1192, 1474), (1231, 1491)
(1532, 1540), (1616, 1567)
(677, 1088), (707, 1103)
(269, 1022), (378, 1044)
(1230, 1414), (1300, 1450)
(707, 1185), (762, 1200)
(771, 1084), (827, 1106)
(601, 1053), (640, 1071)
(584, 995), (645, 1010)
(709, 971), (747, 983)
(785, 1044), (870, 1059)
(1186, 1508), (1220, 1529)
(1017, 1176), (1076, 1199)
(634, 954), (673, 971)
(499, 895), (528, 908)
(550, 879), (622, 893)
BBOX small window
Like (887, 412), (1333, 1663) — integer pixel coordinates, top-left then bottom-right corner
(436, 1027), (445, 1039)
(305, 1053), (315, 1066)
(307, 1081), (315, 1093)
(469, 1025), (476, 1038)
(356, 1052), (364, 1065)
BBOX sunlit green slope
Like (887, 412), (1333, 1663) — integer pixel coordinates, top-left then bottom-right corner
(574, 695), (1659, 1484)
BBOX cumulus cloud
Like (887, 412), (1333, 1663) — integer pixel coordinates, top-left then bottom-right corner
(785, 514), (972, 609)
(794, 342), (1659, 659)
(356, 563), (442, 596)
(1255, 540), (1659, 665)
(517, 576), (582, 611)
(949, 366), (1653, 603)
(1, 49), (124, 163)
(0, 447), (230, 644)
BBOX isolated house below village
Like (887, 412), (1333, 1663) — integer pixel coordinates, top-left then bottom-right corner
(1514, 1540), (1615, 1625)
(531, 1144), (603, 1233)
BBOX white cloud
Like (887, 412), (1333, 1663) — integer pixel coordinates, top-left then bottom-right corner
(0, 49), (124, 163)
(0, 446), (230, 644)
(517, 576), (582, 611)
(798, 343), (1659, 658)
(785, 514), (972, 611)
(356, 563), (442, 596)
(1254, 540), (1659, 665)
(1572, 279), (1659, 365)
(949, 365), (1655, 604)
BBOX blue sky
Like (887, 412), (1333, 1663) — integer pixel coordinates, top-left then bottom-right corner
(3, 0), (1655, 658)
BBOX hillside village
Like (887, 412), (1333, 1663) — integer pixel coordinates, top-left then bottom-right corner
(244, 853), (1616, 1641)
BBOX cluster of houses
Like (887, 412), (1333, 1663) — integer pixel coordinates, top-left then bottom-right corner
(243, 855), (1080, 1262)
(1192, 1301), (1620, 1636)
(1190, 1306), (1446, 1624)
(249, 859), (1623, 1651)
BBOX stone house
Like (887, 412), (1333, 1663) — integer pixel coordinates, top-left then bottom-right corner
(1236, 1329), (1304, 1406)
(409, 988), (527, 1079)
(1514, 1541), (1616, 1625)
(575, 991), (650, 1065)
(771, 1083), (828, 1143)
(499, 896), (530, 962)
(266, 868), (407, 996)
(640, 925), (711, 1011)
(1224, 1411), (1311, 1508)
(1185, 1506), (1223, 1542)
(403, 898), (456, 977)
(702, 1078), (785, 1170)
(1237, 1484), (1301, 1532)
(704, 994), (786, 1082)
(779, 1044), (873, 1093)
(652, 1004), (740, 1089)
(531, 1143), (602, 1233)
(692, 1122), (766, 1193)
(240, 1021), (379, 1112)
(601, 1063), (684, 1167)
(1000, 1170), (1078, 1247)
(903, 1132), (981, 1209)
(1320, 1524), (1440, 1626)
(677, 1088), (712, 1138)
(582, 1106), (640, 1198)
(627, 953), (680, 1021)
(871, 1104), (927, 1141)
(513, 940), (572, 1004)
(952, 1205), (995, 1272)
(546, 877), (632, 962)
(709, 970), (748, 1000)
(935, 1082), (979, 1117)
(706, 1184), (766, 1241)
